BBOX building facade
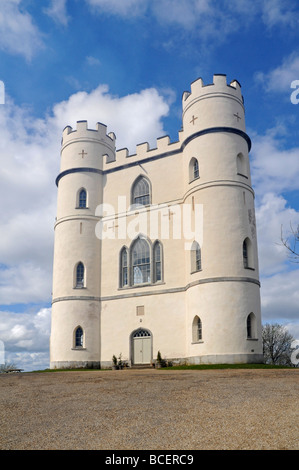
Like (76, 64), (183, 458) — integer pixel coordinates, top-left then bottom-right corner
(50, 74), (263, 369)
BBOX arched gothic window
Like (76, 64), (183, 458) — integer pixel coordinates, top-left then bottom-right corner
(243, 237), (253, 269)
(132, 237), (151, 285)
(131, 176), (151, 206)
(189, 157), (200, 182)
(119, 238), (163, 288)
(78, 188), (87, 208)
(153, 241), (162, 282)
(120, 247), (128, 287)
(247, 313), (256, 339)
(193, 159), (199, 179)
(76, 262), (85, 288)
(191, 241), (202, 273)
(75, 326), (83, 347)
(237, 153), (247, 177)
(192, 316), (202, 342)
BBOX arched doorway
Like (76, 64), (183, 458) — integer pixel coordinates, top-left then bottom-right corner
(131, 328), (152, 365)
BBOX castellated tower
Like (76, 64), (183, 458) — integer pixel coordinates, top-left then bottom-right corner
(50, 74), (263, 369)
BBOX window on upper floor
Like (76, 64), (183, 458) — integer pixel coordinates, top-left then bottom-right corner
(189, 157), (200, 182)
(131, 176), (151, 206)
(77, 188), (87, 208)
(153, 241), (162, 283)
(191, 241), (202, 273)
(132, 237), (151, 285)
(120, 247), (129, 288)
(75, 262), (85, 288)
(119, 236), (164, 288)
(243, 237), (254, 269)
(236, 153), (247, 178)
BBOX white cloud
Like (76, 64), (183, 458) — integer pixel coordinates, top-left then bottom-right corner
(85, 0), (148, 17)
(86, 56), (101, 67)
(260, 270), (299, 322)
(250, 128), (299, 196)
(0, 0), (43, 60)
(261, 0), (299, 29)
(255, 52), (299, 93)
(51, 84), (170, 152)
(0, 84), (170, 307)
(255, 193), (298, 276)
(0, 83), (171, 369)
(0, 307), (51, 370)
(44, 0), (70, 26)
(84, 0), (299, 43)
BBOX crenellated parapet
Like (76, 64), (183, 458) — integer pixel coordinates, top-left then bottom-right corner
(182, 74), (243, 108)
(61, 120), (116, 150)
(105, 134), (181, 171)
(181, 74), (246, 136)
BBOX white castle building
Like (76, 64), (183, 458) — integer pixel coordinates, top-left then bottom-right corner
(50, 74), (263, 369)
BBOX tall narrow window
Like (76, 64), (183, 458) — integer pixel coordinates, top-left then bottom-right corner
(247, 314), (252, 338)
(191, 241), (201, 272)
(243, 239), (248, 268)
(132, 237), (151, 285)
(153, 241), (162, 282)
(76, 262), (84, 288)
(193, 159), (199, 179)
(120, 247), (128, 287)
(243, 237), (254, 269)
(247, 313), (256, 339)
(132, 176), (151, 206)
(78, 189), (87, 208)
(237, 153), (247, 177)
(192, 316), (202, 342)
(189, 157), (199, 182)
(75, 326), (83, 347)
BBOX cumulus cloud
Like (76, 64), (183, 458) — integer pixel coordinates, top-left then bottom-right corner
(84, 0), (299, 42)
(44, 0), (70, 26)
(85, 0), (148, 17)
(0, 83), (171, 369)
(51, 84), (170, 152)
(255, 52), (299, 93)
(251, 128), (299, 196)
(0, 0), (44, 60)
(0, 308), (51, 370)
(0, 84), (170, 307)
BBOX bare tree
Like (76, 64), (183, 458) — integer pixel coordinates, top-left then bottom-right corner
(262, 323), (295, 366)
(281, 223), (299, 262)
(0, 362), (17, 373)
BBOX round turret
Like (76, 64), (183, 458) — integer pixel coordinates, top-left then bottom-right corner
(50, 121), (116, 369)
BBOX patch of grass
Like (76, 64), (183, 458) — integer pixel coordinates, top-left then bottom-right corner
(29, 363), (294, 373)
(162, 363), (292, 370)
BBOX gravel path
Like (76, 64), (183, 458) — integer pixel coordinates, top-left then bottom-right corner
(0, 368), (298, 450)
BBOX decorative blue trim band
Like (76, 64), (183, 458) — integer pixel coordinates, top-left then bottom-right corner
(182, 127), (251, 152)
(55, 127), (251, 186)
(55, 167), (103, 186)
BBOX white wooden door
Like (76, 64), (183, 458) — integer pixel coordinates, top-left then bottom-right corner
(133, 336), (151, 364)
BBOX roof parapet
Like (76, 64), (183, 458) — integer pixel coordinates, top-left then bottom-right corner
(62, 120), (116, 146)
(182, 74), (243, 109)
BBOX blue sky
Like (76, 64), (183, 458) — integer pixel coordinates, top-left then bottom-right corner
(1, 0), (299, 371)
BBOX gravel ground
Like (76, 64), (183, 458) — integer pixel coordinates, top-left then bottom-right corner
(0, 368), (298, 450)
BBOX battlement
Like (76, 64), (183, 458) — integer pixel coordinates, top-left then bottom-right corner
(182, 74), (243, 109)
(104, 134), (181, 170)
(62, 120), (116, 147)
